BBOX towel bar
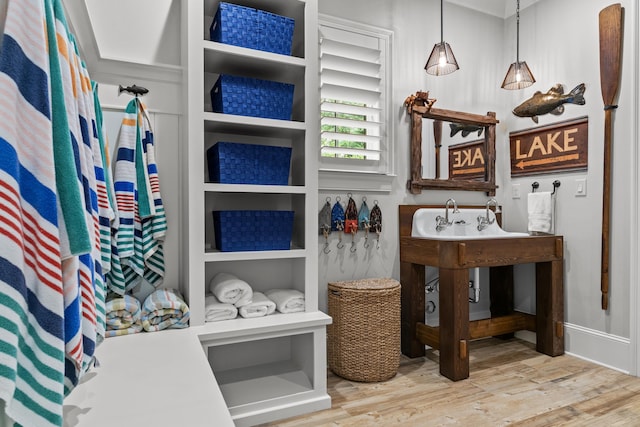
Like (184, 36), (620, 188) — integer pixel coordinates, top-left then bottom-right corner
(531, 180), (561, 194)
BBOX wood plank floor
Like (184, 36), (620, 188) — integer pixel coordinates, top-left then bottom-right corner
(263, 338), (640, 426)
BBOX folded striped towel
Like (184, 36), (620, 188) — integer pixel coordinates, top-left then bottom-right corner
(265, 289), (305, 314)
(105, 294), (143, 337)
(238, 292), (276, 319)
(209, 272), (253, 307)
(141, 288), (190, 332)
(205, 294), (238, 322)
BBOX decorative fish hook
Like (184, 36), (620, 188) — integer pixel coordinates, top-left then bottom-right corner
(370, 200), (382, 249)
(319, 198), (332, 254)
(344, 194), (359, 253)
(118, 84), (149, 98)
(359, 197), (371, 248)
(336, 223), (345, 250)
(322, 229), (331, 254)
(331, 197), (345, 249)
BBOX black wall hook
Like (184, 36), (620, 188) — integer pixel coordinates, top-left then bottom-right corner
(119, 84), (149, 97)
(532, 180), (561, 194)
(531, 179), (560, 195)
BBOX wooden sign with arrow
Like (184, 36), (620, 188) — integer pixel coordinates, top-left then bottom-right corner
(509, 116), (588, 176)
(448, 139), (485, 180)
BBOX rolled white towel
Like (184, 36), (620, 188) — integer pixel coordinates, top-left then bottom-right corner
(205, 294), (238, 322)
(209, 272), (253, 307)
(265, 289), (305, 314)
(238, 292), (276, 319)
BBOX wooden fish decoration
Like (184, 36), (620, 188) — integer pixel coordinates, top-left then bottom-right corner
(513, 83), (586, 123)
(449, 122), (484, 138)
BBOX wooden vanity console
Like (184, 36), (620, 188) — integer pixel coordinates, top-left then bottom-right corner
(399, 205), (564, 381)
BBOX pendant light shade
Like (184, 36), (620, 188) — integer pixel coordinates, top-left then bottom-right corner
(501, 61), (535, 89)
(425, 42), (459, 76)
(502, 0), (535, 89)
(425, 0), (459, 76)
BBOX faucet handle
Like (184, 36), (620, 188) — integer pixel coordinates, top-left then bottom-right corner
(435, 215), (449, 231)
(477, 215), (489, 231)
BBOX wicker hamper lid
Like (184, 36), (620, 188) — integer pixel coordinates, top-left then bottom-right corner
(328, 278), (400, 291)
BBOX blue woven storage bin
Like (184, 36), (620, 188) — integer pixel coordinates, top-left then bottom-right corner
(210, 2), (294, 55)
(207, 142), (291, 185)
(211, 74), (294, 120)
(213, 210), (294, 252)
(258, 9), (294, 55)
(210, 2), (258, 50)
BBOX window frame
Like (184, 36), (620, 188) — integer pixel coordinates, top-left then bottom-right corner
(318, 15), (395, 192)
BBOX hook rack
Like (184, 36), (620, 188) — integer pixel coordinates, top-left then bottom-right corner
(531, 180), (561, 194)
(320, 194), (383, 253)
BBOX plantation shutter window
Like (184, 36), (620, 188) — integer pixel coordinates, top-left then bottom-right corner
(319, 17), (392, 176)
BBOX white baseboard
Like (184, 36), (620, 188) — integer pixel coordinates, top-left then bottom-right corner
(520, 324), (631, 374)
(515, 329), (536, 344)
(563, 323), (631, 374)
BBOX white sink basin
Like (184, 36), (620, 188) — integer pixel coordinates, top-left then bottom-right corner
(411, 208), (529, 241)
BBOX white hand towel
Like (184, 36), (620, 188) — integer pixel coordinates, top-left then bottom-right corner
(528, 191), (553, 234)
(205, 294), (238, 322)
(265, 289), (305, 314)
(209, 272), (253, 307)
(238, 292), (277, 319)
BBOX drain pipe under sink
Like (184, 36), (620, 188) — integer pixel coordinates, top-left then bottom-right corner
(469, 267), (480, 303)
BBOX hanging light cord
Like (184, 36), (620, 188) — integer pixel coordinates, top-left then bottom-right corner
(440, 0), (444, 43)
(516, 0), (520, 63)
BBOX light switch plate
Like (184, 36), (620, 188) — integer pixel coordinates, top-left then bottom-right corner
(576, 178), (587, 197)
(512, 183), (521, 199)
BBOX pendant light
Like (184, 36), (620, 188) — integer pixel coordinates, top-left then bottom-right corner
(501, 0), (535, 89)
(425, 0), (459, 76)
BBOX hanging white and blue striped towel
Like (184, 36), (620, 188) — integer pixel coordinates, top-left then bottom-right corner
(109, 98), (167, 295)
(0, 1), (66, 425)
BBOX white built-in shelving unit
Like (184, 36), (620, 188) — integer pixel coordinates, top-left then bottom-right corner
(181, 0), (330, 425)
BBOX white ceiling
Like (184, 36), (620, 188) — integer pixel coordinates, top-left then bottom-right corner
(447, 0), (540, 19)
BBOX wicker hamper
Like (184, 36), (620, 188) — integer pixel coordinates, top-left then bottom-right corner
(327, 278), (401, 382)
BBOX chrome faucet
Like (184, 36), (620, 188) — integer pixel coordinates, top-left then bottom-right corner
(477, 198), (497, 231)
(436, 198), (459, 231)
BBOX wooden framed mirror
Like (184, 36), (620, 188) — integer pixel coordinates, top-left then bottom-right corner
(405, 93), (498, 196)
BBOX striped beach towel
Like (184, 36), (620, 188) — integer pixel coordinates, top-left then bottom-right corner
(43, 0), (83, 389)
(92, 82), (117, 278)
(0, 0), (66, 426)
(109, 98), (166, 295)
(105, 294), (143, 337)
(46, 0), (102, 396)
(141, 288), (190, 332)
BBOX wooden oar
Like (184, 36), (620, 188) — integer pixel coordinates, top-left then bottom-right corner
(599, 3), (623, 310)
(434, 120), (442, 179)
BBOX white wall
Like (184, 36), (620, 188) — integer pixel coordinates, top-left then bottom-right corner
(502, 0), (636, 332)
